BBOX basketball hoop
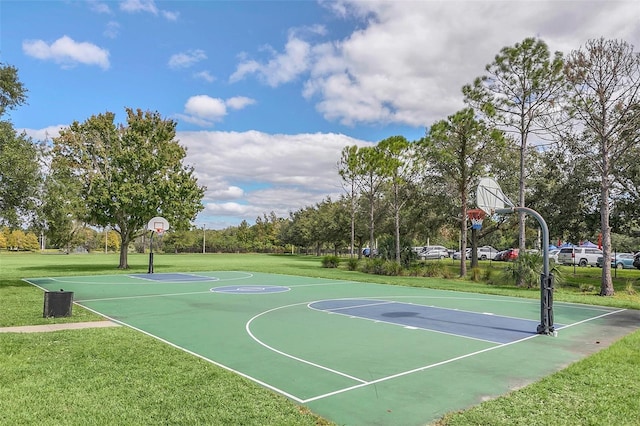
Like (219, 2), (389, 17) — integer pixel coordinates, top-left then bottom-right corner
(476, 177), (514, 216)
(467, 209), (485, 230)
(146, 216), (170, 274)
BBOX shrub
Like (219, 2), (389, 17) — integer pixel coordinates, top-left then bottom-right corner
(361, 258), (402, 276)
(502, 251), (542, 288)
(421, 262), (446, 277)
(346, 257), (359, 271)
(321, 255), (340, 268)
(470, 267), (482, 282)
(625, 280), (637, 295)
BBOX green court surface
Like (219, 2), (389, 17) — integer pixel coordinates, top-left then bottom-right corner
(25, 271), (640, 425)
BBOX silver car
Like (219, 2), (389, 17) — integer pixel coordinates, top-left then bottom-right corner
(418, 245), (449, 260)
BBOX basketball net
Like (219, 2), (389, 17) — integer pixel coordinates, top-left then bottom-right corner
(467, 209), (485, 230)
(155, 227), (165, 237)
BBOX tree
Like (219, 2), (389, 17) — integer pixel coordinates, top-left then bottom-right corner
(357, 146), (388, 257)
(463, 37), (565, 283)
(338, 145), (361, 258)
(0, 63), (40, 227)
(50, 108), (205, 268)
(377, 136), (416, 263)
(421, 108), (508, 277)
(0, 63), (27, 115)
(562, 38), (640, 296)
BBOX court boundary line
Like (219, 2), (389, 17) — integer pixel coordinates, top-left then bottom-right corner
(24, 272), (630, 405)
(74, 303), (307, 403)
(128, 272), (221, 282)
(301, 307), (629, 403)
(21, 271), (255, 287)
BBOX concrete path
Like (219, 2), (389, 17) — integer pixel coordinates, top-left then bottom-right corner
(0, 321), (120, 333)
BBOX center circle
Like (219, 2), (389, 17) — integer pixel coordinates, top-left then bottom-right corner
(211, 285), (290, 294)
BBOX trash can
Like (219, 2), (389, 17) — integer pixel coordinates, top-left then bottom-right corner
(43, 290), (74, 318)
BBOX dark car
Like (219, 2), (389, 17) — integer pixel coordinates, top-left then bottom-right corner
(634, 252), (640, 270)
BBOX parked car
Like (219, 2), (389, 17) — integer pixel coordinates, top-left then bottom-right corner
(493, 250), (508, 261)
(549, 249), (560, 263)
(362, 248), (378, 257)
(557, 247), (603, 267)
(452, 248), (470, 260)
(503, 248), (519, 261)
(597, 252), (636, 269)
(634, 252), (640, 269)
(418, 245), (449, 260)
(477, 246), (499, 260)
(452, 246), (498, 260)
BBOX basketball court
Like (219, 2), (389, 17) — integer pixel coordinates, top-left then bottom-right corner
(24, 271), (640, 425)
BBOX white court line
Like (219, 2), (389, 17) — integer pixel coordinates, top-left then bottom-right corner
(77, 290), (214, 303)
(26, 274), (628, 404)
(22, 271), (255, 286)
(74, 304), (306, 404)
(308, 299), (505, 345)
(300, 307), (629, 403)
(300, 333), (538, 403)
(245, 302), (368, 384)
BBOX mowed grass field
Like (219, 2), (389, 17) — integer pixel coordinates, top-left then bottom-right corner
(1, 251), (640, 425)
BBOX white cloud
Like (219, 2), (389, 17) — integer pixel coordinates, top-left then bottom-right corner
(230, 28), (314, 86)
(104, 21), (120, 39)
(161, 10), (179, 21)
(234, 0), (640, 129)
(23, 36), (110, 70)
(120, 0), (158, 14)
(184, 95), (227, 122)
(120, 0), (178, 20)
(19, 125), (67, 142)
(178, 95), (256, 127)
(168, 49), (207, 69)
(179, 129), (372, 225)
(194, 71), (215, 83)
(226, 96), (256, 110)
(88, 1), (112, 14)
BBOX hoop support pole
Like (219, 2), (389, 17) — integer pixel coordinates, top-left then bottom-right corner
(496, 206), (554, 335)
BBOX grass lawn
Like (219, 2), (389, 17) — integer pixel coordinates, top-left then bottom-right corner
(1, 251), (639, 425)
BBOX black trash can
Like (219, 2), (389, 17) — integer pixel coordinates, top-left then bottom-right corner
(43, 290), (74, 318)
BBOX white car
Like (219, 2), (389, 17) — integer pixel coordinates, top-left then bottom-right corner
(453, 246), (498, 260)
(558, 247), (603, 267)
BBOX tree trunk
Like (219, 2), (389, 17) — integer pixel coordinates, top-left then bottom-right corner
(394, 184), (401, 263)
(470, 228), (479, 268)
(517, 131), (527, 286)
(118, 237), (129, 269)
(600, 154), (614, 296)
(369, 193), (375, 258)
(350, 182), (356, 258)
(460, 213), (467, 278)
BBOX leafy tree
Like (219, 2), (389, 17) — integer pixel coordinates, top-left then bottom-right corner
(421, 108), (508, 276)
(0, 63), (27, 115)
(357, 145), (388, 257)
(0, 63), (40, 227)
(463, 37), (565, 280)
(338, 145), (362, 258)
(562, 38), (640, 296)
(0, 230), (6, 249)
(377, 136), (416, 263)
(50, 108), (205, 268)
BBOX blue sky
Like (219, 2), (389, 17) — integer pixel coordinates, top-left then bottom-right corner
(2, 1), (639, 229)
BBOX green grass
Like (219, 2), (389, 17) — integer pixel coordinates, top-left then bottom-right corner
(1, 251), (640, 425)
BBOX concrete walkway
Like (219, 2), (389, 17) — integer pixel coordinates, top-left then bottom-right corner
(0, 321), (120, 333)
